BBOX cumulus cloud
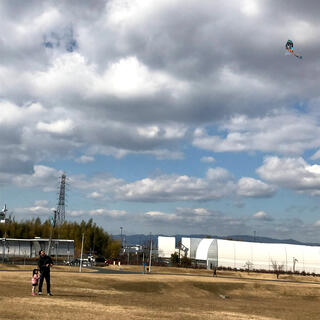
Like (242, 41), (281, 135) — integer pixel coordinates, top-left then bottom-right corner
(36, 119), (75, 135)
(14, 200), (54, 217)
(70, 208), (127, 217)
(11, 165), (62, 191)
(145, 211), (178, 221)
(144, 207), (220, 225)
(114, 168), (237, 202)
(193, 111), (320, 156)
(257, 156), (320, 195)
(75, 155), (95, 164)
(237, 177), (276, 198)
(200, 156), (215, 163)
(34, 200), (49, 207)
(1, 0), (320, 173)
(253, 211), (273, 221)
(72, 167), (275, 203)
(87, 191), (104, 199)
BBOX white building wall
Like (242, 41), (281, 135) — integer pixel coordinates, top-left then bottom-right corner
(196, 239), (214, 260)
(285, 244), (320, 273)
(215, 239), (234, 268)
(158, 236), (176, 258)
(158, 236), (320, 274)
(217, 240), (320, 273)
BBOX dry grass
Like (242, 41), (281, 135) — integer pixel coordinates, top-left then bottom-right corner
(0, 265), (319, 320)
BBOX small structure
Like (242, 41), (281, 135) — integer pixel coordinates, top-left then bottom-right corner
(0, 237), (74, 258)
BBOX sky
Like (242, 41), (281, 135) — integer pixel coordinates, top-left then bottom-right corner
(2, 0), (320, 242)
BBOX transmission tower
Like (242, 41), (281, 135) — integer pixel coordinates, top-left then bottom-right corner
(56, 173), (67, 225)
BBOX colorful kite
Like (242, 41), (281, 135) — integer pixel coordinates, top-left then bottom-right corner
(285, 40), (302, 59)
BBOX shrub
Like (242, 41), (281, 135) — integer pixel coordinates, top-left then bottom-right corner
(170, 252), (179, 266)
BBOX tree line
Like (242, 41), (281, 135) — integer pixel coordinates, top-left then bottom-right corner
(0, 218), (121, 258)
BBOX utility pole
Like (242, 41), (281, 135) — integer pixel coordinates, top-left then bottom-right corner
(80, 233), (84, 273)
(47, 210), (57, 256)
(120, 227), (123, 248)
(149, 233), (152, 273)
(2, 239), (5, 263)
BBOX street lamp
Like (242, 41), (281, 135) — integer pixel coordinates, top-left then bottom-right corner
(120, 227), (123, 248)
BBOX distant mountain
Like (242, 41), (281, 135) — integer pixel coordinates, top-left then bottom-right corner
(113, 234), (320, 247)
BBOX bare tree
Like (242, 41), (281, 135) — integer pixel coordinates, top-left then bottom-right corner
(271, 260), (284, 279)
(244, 261), (254, 273)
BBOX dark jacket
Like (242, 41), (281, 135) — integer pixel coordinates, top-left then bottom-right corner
(38, 255), (53, 272)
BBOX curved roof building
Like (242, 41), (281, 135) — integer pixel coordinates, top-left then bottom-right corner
(158, 236), (320, 273)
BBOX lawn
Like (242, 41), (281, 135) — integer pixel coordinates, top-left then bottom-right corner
(0, 265), (319, 320)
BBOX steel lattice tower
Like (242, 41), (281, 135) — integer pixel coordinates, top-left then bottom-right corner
(56, 173), (66, 225)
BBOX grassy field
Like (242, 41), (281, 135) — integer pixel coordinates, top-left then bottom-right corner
(0, 265), (319, 320)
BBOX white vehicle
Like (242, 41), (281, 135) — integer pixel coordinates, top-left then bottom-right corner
(80, 258), (92, 267)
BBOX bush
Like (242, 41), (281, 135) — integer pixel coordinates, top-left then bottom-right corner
(180, 256), (192, 268)
(170, 252), (179, 266)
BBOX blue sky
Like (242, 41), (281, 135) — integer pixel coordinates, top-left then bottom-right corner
(1, 0), (320, 241)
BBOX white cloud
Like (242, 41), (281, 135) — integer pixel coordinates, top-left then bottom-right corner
(73, 167), (276, 203)
(75, 155), (95, 164)
(257, 156), (320, 195)
(89, 209), (127, 217)
(237, 177), (276, 198)
(12, 165), (62, 191)
(253, 211), (273, 221)
(144, 207), (216, 223)
(200, 156), (215, 163)
(37, 119), (74, 135)
(116, 168), (236, 202)
(34, 200), (49, 207)
(70, 210), (85, 217)
(145, 211), (177, 221)
(137, 124), (187, 140)
(14, 200), (54, 217)
(193, 112), (320, 155)
(99, 56), (189, 98)
(313, 220), (320, 227)
(241, 0), (259, 16)
(70, 208), (127, 217)
(193, 208), (210, 216)
(0, 101), (44, 125)
(87, 191), (104, 199)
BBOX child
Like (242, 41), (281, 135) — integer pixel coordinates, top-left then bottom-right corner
(31, 269), (40, 296)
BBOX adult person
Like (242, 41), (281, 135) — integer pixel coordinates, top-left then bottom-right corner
(37, 250), (53, 296)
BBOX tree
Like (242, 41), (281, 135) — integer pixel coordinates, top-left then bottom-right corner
(244, 261), (254, 273)
(108, 240), (122, 258)
(180, 256), (192, 268)
(170, 252), (180, 266)
(271, 260), (284, 279)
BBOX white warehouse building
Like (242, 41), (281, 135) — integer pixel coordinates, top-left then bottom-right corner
(0, 238), (74, 258)
(158, 236), (320, 274)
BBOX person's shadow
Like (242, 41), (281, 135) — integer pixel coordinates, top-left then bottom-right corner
(50, 294), (97, 298)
